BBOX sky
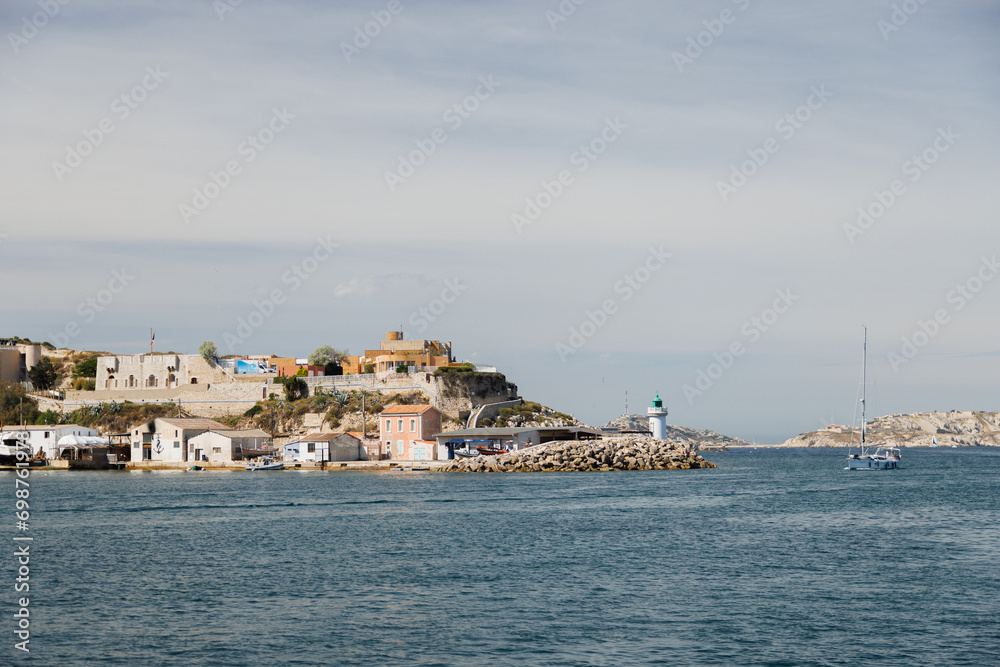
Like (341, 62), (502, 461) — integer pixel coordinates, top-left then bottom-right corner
(2, 0), (998, 443)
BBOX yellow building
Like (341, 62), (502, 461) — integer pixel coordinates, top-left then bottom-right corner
(341, 331), (454, 374)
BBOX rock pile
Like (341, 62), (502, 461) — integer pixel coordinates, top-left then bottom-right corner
(441, 437), (717, 473)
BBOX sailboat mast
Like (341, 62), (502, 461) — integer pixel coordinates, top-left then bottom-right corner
(861, 326), (867, 447)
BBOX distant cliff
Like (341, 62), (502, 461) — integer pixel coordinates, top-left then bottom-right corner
(604, 415), (755, 449)
(779, 410), (1000, 448)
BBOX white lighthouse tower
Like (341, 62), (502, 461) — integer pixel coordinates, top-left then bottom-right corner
(647, 393), (668, 440)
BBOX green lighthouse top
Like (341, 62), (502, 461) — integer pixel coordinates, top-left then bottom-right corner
(652, 393), (663, 408)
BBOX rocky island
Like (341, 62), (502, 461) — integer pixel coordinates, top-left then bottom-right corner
(779, 410), (1000, 448)
(441, 436), (716, 473)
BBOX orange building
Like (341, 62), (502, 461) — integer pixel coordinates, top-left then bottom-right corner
(378, 404), (442, 460)
(271, 357), (325, 377)
(342, 331), (454, 374)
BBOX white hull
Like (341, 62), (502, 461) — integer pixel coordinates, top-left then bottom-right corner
(847, 454), (899, 470)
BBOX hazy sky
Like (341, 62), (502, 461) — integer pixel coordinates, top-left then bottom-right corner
(2, 0), (998, 442)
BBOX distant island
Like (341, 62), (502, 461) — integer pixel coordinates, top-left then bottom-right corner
(778, 411), (1000, 448)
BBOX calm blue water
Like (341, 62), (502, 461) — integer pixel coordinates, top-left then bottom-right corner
(6, 447), (1000, 666)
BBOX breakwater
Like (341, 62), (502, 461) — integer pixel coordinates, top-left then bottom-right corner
(442, 437), (716, 473)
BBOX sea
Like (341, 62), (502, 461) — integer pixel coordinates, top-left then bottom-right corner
(7, 447), (999, 666)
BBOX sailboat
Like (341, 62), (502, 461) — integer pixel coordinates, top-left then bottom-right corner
(846, 327), (901, 470)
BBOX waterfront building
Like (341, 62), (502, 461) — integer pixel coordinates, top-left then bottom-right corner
(0, 424), (98, 459)
(282, 432), (363, 462)
(187, 429), (272, 465)
(379, 404), (443, 460)
(129, 417), (228, 463)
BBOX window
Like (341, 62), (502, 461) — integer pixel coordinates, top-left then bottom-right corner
(398, 419), (403, 432)
(190, 377), (198, 384)
(308, 443), (316, 453)
(212, 447), (222, 454)
(409, 419), (416, 433)
(173, 441), (180, 449)
(385, 420), (391, 433)
(44, 432), (50, 438)
(396, 440), (403, 455)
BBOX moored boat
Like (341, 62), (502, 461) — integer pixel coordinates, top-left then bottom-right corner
(246, 457), (283, 471)
(846, 327), (900, 471)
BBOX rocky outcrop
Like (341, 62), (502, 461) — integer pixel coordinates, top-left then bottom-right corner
(779, 410), (1000, 448)
(441, 436), (716, 473)
(604, 415), (755, 448)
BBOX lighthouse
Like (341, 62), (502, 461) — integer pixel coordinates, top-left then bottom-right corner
(647, 394), (668, 440)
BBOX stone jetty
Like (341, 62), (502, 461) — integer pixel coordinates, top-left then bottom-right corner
(441, 436), (716, 473)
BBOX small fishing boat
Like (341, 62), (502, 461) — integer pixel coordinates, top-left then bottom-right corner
(476, 445), (508, 456)
(246, 457), (283, 471)
(188, 465), (205, 471)
(846, 327), (900, 471)
(454, 447), (478, 458)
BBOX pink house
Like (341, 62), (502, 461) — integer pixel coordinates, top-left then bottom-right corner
(379, 404), (442, 460)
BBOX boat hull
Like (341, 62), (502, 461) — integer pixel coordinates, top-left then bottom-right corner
(847, 456), (899, 470)
(247, 463), (283, 471)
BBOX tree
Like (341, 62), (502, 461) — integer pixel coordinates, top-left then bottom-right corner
(38, 410), (60, 425)
(0, 383), (40, 425)
(199, 341), (218, 364)
(28, 357), (59, 391)
(277, 376), (308, 401)
(307, 345), (346, 367)
(72, 357), (98, 378)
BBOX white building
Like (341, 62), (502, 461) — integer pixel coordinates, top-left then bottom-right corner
(130, 417), (228, 464)
(187, 429), (271, 464)
(0, 424), (99, 459)
(283, 432), (363, 462)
